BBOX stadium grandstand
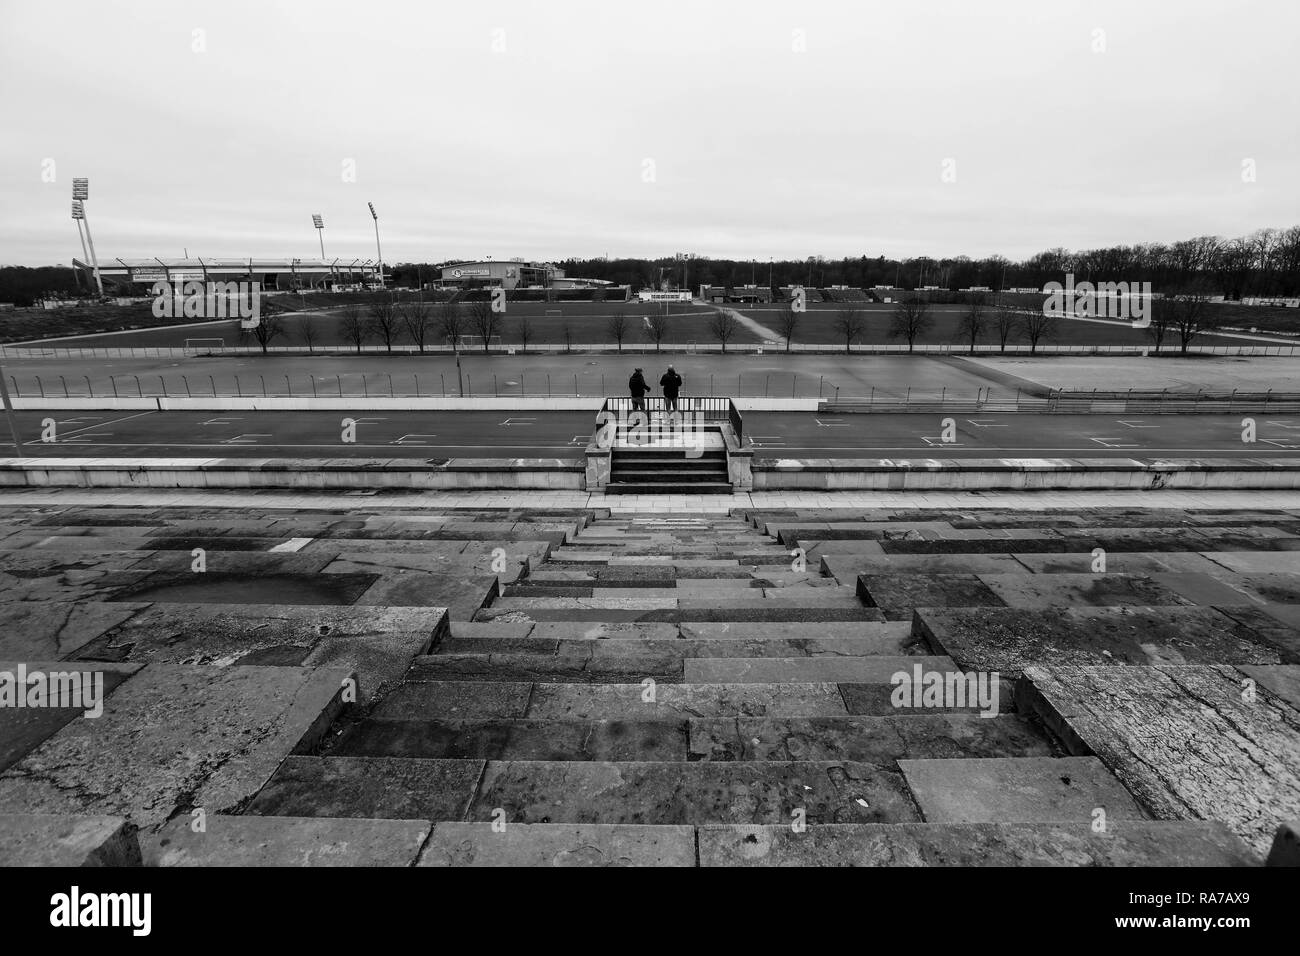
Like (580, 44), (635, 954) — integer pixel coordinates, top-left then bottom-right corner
(72, 257), (381, 294)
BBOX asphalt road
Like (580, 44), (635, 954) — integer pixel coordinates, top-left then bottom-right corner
(9, 410), (1300, 460)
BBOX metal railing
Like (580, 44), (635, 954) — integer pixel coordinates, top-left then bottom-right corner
(596, 396), (742, 443)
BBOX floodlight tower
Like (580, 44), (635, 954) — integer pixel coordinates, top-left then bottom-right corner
(70, 201), (91, 289)
(313, 214), (330, 286)
(368, 202), (384, 289)
(73, 179), (103, 295)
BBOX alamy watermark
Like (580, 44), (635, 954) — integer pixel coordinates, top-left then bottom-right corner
(1043, 272), (1151, 328)
(151, 279), (261, 328)
(890, 664), (1000, 718)
(0, 664), (104, 718)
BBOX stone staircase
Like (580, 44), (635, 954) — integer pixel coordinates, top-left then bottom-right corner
(1, 503), (1295, 866)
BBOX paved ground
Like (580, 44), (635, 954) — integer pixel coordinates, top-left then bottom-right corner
(10, 409), (1300, 459)
(2, 353), (1024, 402)
(972, 355), (1300, 393)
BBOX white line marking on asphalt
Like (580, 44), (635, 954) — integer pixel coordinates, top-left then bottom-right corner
(1117, 420), (1159, 428)
(223, 434), (272, 444)
(1088, 437), (1139, 448)
(965, 420), (1009, 427)
(394, 434), (438, 445)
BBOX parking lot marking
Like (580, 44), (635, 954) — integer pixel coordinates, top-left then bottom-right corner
(394, 434), (439, 445)
(1088, 437), (1139, 448)
(965, 419), (1009, 427)
(815, 419), (848, 427)
(500, 418), (538, 426)
(223, 433), (273, 444)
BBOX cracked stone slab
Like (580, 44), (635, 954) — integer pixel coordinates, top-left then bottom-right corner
(0, 660), (143, 774)
(1011, 552), (1231, 575)
(1023, 663), (1300, 856)
(899, 756), (1147, 824)
(335, 566), (497, 620)
(245, 756), (484, 820)
(857, 574), (1007, 619)
(73, 604), (445, 699)
(697, 821), (1258, 866)
(470, 759), (920, 825)
(0, 601), (149, 660)
(420, 822), (695, 866)
(684, 655), (954, 684)
(0, 812), (142, 866)
(0, 663), (351, 827)
(0, 566), (154, 604)
(142, 814), (430, 866)
(915, 606), (1298, 676)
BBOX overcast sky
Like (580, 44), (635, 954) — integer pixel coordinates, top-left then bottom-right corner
(2, 0), (1296, 267)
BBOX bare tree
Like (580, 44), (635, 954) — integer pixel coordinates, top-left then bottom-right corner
(401, 302), (433, 353)
(1017, 308), (1058, 354)
(294, 315), (319, 352)
(607, 310), (628, 351)
(516, 314), (533, 352)
(644, 312), (670, 352)
(467, 299), (498, 353)
(992, 298), (1018, 352)
(955, 293), (987, 354)
(240, 313), (285, 355)
(833, 306), (866, 354)
(1167, 284), (1218, 354)
(889, 295), (933, 353)
(708, 309), (740, 352)
(367, 298), (401, 352)
(775, 302), (800, 352)
(438, 303), (466, 350)
(340, 307), (368, 354)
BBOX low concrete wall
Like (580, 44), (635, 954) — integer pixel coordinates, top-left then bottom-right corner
(10, 396), (822, 413)
(0, 457), (585, 490)
(753, 457), (1300, 491)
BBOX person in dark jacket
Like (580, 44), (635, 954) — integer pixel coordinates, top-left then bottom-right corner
(660, 365), (683, 415)
(628, 368), (649, 412)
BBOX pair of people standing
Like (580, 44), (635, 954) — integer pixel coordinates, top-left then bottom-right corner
(628, 366), (683, 413)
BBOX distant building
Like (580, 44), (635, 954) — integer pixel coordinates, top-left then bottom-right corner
(72, 257), (379, 294)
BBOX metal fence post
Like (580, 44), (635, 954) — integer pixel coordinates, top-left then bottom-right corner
(160, 376), (168, 398)
(183, 375), (192, 397)
(134, 375), (142, 397)
(37, 375), (44, 398)
(235, 376), (242, 397)
(285, 375), (292, 397)
(387, 373), (394, 397)
(85, 376), (93, 398)
(60, 376), (68, 398)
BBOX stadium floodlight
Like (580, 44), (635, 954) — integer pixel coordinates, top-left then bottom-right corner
(367, 203), (384, 289)
(71, 179), (103, 294)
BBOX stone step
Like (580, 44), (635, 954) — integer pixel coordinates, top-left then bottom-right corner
(369, 680), (1010, 720)
(247, 756), (921, 825)
(695, 821), (1258, 866)
(142, 814), (431, 866)
(330, 713), (1054, 763)
(435, 635), (919, 659)
(475, 605), (883, 623)
(683, 655), (956, 684)
(420, 822), (696, 866)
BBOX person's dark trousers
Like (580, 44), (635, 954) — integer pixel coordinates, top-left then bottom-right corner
(631, 397), (645, 412)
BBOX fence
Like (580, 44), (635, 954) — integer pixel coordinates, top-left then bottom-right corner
(598, 396), (742, 443)
(3, 371), (838, 401)
(5, 341), (1300, 360)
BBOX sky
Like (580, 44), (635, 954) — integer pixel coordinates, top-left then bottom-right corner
(1, 0), (1296, 266)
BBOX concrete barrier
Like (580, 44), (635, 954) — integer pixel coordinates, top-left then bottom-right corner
(753, 457), (1300, 491)
(0, 457), (585, 490)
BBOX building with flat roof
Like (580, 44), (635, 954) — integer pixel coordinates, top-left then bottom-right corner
(72, 257), (381, 294)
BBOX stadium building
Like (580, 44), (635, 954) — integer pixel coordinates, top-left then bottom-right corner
(435, 260), (629, 301)
(72, 257), (381, 294)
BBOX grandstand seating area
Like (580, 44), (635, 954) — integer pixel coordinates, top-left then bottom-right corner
(0, 501), (1295, 866)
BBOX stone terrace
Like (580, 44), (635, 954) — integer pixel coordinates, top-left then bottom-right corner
(0, 502), (1295, 865)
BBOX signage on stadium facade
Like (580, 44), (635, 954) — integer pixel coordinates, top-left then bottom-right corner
(451, 267), (491, 278)
(130, 268), (167, 282)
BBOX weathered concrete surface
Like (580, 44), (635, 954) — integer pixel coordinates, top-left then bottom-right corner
(524, 682), (852, 720)
(331, 717), (690, 761)
(335, 566), (497, 620)
(0, 564), (153, 603)
(470, 760), (920, 825)
(0, 813), (142, 866)
(857, 574), (1007, 618)
(247, 756), (483, 820)
(111, 570), (380, 606)
(1023, 664), (1300, 856)
(143, 814), (430, 866)
(696, 821), (1258, 866)
(976, 573), (1194, 608)
(899, 756), (1147, 824)
(686, 715), (1057, 763)
(1237, 664), (1300, 711)
(73, 603), (444, 700)
(683, 655), (954, 684)
(420, 822), (695, 866)
(0, 664), (350, 827)
(0, 661), (142, 773)
(916, 606), (1298, 675)
(0, 601), (148, 659)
